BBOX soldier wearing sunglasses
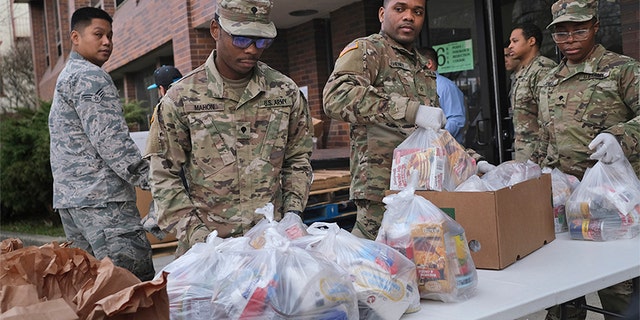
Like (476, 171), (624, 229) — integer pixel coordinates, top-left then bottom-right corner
(145, 0), (313, 257)
(533, 0), (639, 319)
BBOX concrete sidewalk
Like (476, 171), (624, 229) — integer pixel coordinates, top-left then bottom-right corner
(0, 230), (176, 271)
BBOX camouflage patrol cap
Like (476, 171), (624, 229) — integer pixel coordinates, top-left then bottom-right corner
(547, 0), (598, 29)
(216, 0), (277, 38)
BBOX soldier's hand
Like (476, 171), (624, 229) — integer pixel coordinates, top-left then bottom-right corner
(141, 202), (166, 240)
(416, 105), (447, 130)
(589, 133), (624, 164)
(187, 223), (211, 247)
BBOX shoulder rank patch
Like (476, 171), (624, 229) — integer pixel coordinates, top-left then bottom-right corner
(339, 41), (359, 58)
(81, 88), (105, 103)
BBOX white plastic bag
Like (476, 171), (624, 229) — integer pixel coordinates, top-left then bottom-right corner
(565, 159), (640, 241)
(207, 230), (359, 320)
(376, 182), (478, 302)
(160, 232), (255, 320)
(293, 222), (420, 320)
(480, 160), (541, 191)
(390, 128), (476, 191)
(244, 203), (308, 248)
(542, 167), (581, 233)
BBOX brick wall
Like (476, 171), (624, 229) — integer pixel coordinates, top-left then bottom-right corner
(261, 32), (289, 80)
(319, 1), (382, 148)
(28, 2), (47, 99)
(106, 0), (182, 71)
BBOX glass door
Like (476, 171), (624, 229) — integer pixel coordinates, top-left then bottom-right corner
(419, 0), (505, 163)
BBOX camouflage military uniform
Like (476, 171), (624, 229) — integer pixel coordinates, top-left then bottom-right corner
(146, 50), (313, 255)
(534, 44), (640, 179)
(49, 51), (155, 281)
(323, 32), (439, 239)
(535, 44), (639, 320)
(511, 54), (556, 161)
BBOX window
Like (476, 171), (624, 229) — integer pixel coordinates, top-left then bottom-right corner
(53, 0), (61, 57)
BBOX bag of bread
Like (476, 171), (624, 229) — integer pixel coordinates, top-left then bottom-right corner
(376, 177), (478, 302)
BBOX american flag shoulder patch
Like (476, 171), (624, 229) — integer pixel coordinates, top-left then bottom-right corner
(339, 41), (359, 58)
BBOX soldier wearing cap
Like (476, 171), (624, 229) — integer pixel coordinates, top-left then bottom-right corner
(145, 0), (313, 256)
(534, 0), (639, 319)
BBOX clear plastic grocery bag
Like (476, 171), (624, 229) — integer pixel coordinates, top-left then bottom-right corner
(293, 222), (420, 320)
(208, 229), (358, 320)
(542, 167), (581, 233)
(565, 159), (640, 241)
(390, 128), (476, 191)
(376, 177), (478, 302)
(159, 232), (255, 320)
(480, 160), (541, 191)
(262, 229), (359, 320)
(245, 203), (308, 248)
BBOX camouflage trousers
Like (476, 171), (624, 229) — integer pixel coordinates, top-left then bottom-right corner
(545, 279), (635, 320)
(58, 201), (155, 281)
(351, 199), (386, 240)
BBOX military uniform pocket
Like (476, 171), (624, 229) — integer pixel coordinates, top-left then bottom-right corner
(187, 112), (236, 177)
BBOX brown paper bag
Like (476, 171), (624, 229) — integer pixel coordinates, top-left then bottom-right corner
(0, 239), (169, 319)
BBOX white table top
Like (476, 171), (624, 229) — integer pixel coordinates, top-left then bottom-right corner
(402, 232), (640, 320)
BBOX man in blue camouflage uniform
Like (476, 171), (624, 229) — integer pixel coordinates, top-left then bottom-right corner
(145, 0), (313, 257)
(49, 7), (155, 281)
(534, 0), (640, 319)
(323, 0), (448, 240)
(508, 22), (557, 162)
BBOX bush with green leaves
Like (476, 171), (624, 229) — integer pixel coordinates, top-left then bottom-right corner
(123, 100), (150, 131)
(0, 101), (56, 222)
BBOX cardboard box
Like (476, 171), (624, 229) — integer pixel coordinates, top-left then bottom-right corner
(387, 174), (555, 270)
(136, 187), (177, 245)
(312, 117), (324, 139)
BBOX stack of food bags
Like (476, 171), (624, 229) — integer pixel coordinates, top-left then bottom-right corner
(159, 205), (359, 319)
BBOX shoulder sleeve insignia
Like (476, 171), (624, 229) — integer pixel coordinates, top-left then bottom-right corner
(80, 88), (105, 103)
(339, 41), (359, 58)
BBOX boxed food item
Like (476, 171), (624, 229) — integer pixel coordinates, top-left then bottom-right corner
(387, 173), (555, 270)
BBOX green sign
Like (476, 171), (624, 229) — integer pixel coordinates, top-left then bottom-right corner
(433, 39), (474, 73)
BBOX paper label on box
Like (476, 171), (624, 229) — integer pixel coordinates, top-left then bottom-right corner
(410, 223), (452, 294)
